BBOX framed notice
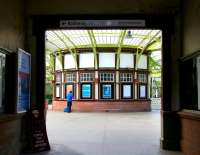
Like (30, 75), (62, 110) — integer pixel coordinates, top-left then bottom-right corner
(81, 83), (92, 99)
(16, 48), (31, 113)
(101, 83), (114, 99)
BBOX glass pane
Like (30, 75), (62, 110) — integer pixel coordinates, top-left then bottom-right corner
(82, 84), (91, 98)
(55, 56), (62, 70)
(56, 85), (60, 97)
(79, 53), (94, 68)
(64, 54), (76, 69)
(140, 85), (146, 98)
(138, 55), (147, 69)
(120, 53), (134, 68)
(99, 53), (115, 68)
(102, 84), (112, 98)
(123, 85), (131, 98)
(0, 53), (5, 110)
(56, 73), (62, 82)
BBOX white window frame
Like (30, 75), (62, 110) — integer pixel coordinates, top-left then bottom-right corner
(65, 72), (76, 82)
(138, 73), (147, 83)
(120, 73), (133, 82)
(80, 72), (94, 82)
(100, 72), (115, 82)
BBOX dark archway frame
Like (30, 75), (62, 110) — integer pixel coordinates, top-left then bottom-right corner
(32, 14), (179, 150)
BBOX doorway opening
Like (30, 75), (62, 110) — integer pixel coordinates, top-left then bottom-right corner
(43, 28), (173, 155)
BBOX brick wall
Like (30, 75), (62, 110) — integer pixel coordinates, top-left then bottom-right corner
(52, 100), (151, 112)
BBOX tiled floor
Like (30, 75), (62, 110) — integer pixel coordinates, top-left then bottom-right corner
(22, 110), (183, 155)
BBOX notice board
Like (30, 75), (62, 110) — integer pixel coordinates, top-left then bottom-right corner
(16, 48), (31, 113)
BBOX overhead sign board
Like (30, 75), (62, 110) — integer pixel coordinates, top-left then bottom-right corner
(60, 20), (145, 28)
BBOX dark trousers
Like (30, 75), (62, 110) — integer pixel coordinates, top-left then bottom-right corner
(67, 101), (72, 112)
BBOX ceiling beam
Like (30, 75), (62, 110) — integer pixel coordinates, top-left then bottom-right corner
(52, 31), (78, 69)
(116, 30), (126, 69)
(87, 30), (98, 69)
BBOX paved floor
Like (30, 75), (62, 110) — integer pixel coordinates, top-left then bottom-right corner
(24, 111), (183, 155)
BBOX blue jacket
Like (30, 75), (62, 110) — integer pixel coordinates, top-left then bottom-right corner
(66, 93), (73, 102)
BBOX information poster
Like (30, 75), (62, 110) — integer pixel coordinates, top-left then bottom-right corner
(102, 84), (112, 98)
(82, 84), (91, 98)
(17, 49), (31, 113)
(123, 85), (131, 98)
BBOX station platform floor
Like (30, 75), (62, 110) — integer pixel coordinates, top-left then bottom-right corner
(22, 110), (183, 155)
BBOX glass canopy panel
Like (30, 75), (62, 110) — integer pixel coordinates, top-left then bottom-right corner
(93, 30), (121, 45)
(46, 29), (161, 51)
(46, 31), (66, 50)
(45, 41), (59, 51)
(62, 30), (91, 47)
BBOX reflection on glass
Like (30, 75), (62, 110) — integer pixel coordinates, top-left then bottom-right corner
(0, 53), (5, 111)
(102, 84), (112, 98)
(82, 84), (91, 98)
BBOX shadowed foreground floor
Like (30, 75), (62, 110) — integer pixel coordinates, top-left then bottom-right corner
(22, 110), (183, 155)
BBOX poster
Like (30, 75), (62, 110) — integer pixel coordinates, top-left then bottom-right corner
(123, 85), (131, 98)
(17, 49), (31, 113)
(102, 84), (112, 98)
(82, 84), (91, 98)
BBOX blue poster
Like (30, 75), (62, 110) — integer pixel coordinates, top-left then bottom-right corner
(102, 84), (112, 98)
(82, 84), (91, 98)
(17, 49), (31, 113)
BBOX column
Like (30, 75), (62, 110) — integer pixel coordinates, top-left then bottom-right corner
(61, 71), (64, 99)
(76, 71), (79, 99)
(95, 71), (98, 100)
(134, 71), (138, 99)
(116, 71), (119, 99)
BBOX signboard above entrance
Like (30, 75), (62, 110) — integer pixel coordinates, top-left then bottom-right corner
(60, 20), (145, 28)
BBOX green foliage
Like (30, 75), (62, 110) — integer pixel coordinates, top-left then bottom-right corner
(149, 54), (161, 77)
(46, 49), (55, 82)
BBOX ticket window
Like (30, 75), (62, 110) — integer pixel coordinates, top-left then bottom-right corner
(138, 73), (147, 99)
(79, 72), (94, 99)
(120, 73), (133, 99)
(65, 84), (75, 99)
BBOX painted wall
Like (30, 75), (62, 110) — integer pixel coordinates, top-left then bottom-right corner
(0, 1), (26, 155)
(183, 0), (200, 56)
(0, 0), (25, 51)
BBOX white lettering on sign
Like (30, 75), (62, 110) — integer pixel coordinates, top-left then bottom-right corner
(60, 20), (145, 28)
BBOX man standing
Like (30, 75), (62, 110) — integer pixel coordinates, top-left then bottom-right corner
(66, 91), (73, 113)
